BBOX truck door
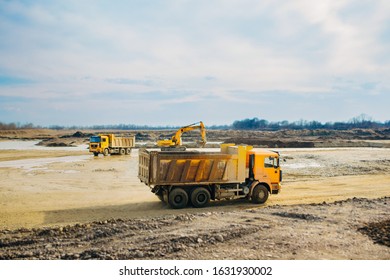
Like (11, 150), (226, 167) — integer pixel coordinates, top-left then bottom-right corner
(264, 156), (280, 183)
(101, 136), (108, 150)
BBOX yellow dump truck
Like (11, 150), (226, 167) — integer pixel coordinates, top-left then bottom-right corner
(138, 144), (282, 208)
(89, 134), (135, 156)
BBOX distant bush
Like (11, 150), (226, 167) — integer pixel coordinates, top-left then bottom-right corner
(0, 122), (36, 130)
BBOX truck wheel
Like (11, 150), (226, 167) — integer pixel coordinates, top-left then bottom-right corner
(251, 184), (269, 204)
(125, 148), (131, 155)
(119, 148), (125, 155)
(103, 149), (109, 156)
(168, 188), (188, 209)
(191, 187), (210, 208)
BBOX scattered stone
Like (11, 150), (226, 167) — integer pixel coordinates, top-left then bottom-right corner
(272, 212), (322, 221)
(358, 219), (390, 247)
(215, 235), (224, 242)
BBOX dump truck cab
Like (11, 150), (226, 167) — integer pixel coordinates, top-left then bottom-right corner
(89, 135), (109, 155)
(246, 149), (282, 195)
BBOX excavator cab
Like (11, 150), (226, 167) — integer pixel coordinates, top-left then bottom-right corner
(157, 121), (206, 151)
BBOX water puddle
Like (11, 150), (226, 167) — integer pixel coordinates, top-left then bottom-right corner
(0, 155), (90, 171)
(0, 140), (87, 151)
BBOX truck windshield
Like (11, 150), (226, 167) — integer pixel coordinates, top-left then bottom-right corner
(90, 136), (101, 143)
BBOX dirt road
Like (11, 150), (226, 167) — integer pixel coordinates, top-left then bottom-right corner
(0, 143), (389, 259)
(0, 146), (389, 229)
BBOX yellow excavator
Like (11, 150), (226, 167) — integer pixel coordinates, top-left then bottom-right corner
(157, 121), (206, 151)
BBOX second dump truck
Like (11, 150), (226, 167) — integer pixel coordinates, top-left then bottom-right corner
(89, 134), (135, 156)
(138, 144), (282, 209)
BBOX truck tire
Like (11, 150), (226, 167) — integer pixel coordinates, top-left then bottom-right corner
(251, 184), (269, 204)
(93, 152), (99, 157)
(125, 148), (132, 155)
(190, 187), (210, 208)
(119, 148), (125, 155)
(168, 188), (188, 209)
(103, 149), (109, 156)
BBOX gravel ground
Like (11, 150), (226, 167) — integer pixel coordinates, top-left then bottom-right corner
(1, 197), (389, 260)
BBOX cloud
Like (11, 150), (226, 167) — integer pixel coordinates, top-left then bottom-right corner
(0, 0), (389, 125)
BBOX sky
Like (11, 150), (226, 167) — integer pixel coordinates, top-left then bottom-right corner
(0, 0), (389, 126)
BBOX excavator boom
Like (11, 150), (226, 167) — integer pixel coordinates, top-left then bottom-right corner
(157, 121), (206, 149)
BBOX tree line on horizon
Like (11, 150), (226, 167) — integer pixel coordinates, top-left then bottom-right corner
(1, 114), (389, 131)
(231, 115), (390, 130)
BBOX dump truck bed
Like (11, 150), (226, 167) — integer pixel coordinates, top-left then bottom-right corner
(110, 136), (135, 148)
(138, 146), (248, 186)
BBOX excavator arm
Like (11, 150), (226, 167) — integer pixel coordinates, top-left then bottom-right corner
(157, 121), (206, 149)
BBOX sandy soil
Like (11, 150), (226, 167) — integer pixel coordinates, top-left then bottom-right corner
(1, 147), (389, 230)
(0, 133), (389, 259)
